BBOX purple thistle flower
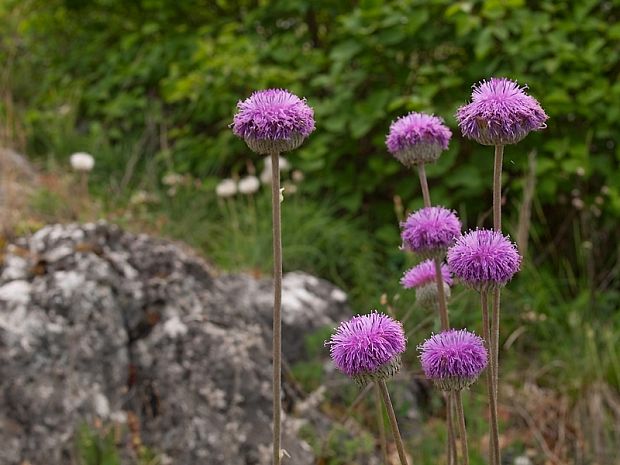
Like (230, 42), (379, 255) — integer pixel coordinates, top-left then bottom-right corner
(326, 312), (406, 385)
(401, 259), (452, 289)
(447, 229), (522, 292)
(402, 260), (453, 309)
(386, 112), (452, 167)
(401, 207), (461, 259)
(418, 329), (488, 391)
(456, 77), (548, 146)
(232, 89), (315, 154)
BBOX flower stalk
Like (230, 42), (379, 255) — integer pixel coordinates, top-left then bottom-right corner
(481, 292), (500, 465)
(454, 393), (469, 465)
(491, 143), (504, 434)
(270, 152), (283, 465)
(378, 380), (410, 465)
(375, 383), (390, 465)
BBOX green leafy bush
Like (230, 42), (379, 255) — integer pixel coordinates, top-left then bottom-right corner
(3, 0), (618, 286)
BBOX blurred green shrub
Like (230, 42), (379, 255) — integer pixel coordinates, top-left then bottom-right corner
(1, 0), (618, 289)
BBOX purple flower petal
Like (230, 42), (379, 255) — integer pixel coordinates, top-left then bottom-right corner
(418, 329), (488, 389)
(401, 207), (461, 257)
(386, 112), (452, 166)
(325, 312), (406, 377)
(401, 259), (452, 289)
(456, 77), (548, 146)
(232, 89), (315, 153)
(447, 229), (522, 291)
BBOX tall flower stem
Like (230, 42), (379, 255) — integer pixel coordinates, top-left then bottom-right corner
(378, 380), (410, 465)
(375, 384), (390, 465)
(417, 163), (454, 463)
(481, 291), (500, 465)
(270, 152), (283, 465)
(491, 144), (503, 455)
(433, 257), (450, 330)
(454, 392), (470, 465)
(493, 145), (504, 232)
(417, 163), (432, 207)
(446, 394), (457, 465)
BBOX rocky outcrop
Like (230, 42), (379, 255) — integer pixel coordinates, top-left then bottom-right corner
(0, 222), (352, 465)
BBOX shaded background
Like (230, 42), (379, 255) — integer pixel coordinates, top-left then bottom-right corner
(1, 0), (619, 463)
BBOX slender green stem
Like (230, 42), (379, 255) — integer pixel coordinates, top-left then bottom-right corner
(454, 392), (470, 465)
(493, 145), (504, 232)
(433, 257), (450, 330)
(446, 393), (457, 465)
(491, 289), (501, 398)
(491, 144), (504, 460)
(375, 383), (390, 465)
(271, 152), (283, 465)
(481, 292), (500, 465)
(378, 380), (410, 465)
(417, 163), (432, 208)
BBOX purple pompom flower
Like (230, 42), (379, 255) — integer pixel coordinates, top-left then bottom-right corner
(401, 259), (452, 289)
(232, 89), (315, 154)
(401, 207), (461, 259)
(447, 229), (522, 292)
(326, 312), (406, 385)
(402, 260), (453, 309)
(418, 329), (488, 391)
(386, 112), (452, 167)
(456, 77), (548, 146)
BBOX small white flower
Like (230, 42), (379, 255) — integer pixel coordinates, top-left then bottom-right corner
(292, 169), (304, 183)
(238, 175), (260, 194)
(260, 169), (272, 184)
(216, 178), (237, 198)
(162, 172), (184, 186)
(69, 152), (95, 172)
(266, 155), (290, 172)
(280, 187), (285, 203)
(283, 182), (297, 195)
(129, 190), (157, 205)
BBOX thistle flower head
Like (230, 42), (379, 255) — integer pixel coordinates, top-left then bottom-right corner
(456, 77), (548, 146)
(447, 229), (522, 292)
(326, 312), (406, 385)
(401, 260), (452, 289)
(232, 89), (315, 154)
(401, 260), (452, 308)
(401, 207), (461, 259)
(418, 329), (488, 391)
(386, 112), (452, 166)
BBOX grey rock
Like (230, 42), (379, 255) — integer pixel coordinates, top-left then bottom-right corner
(0, 222), (355, 465)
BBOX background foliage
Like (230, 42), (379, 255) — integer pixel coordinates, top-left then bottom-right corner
(1, 0), (620, 463)
(3, 0), (619, 287)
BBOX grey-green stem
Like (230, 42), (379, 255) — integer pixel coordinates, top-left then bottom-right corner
(446, 393), (457, 465)
(378, 380), (410, 465)
(454, 392), (470, 465)
(417, 163), (432, 208)
(271, 152), (283, 465)
(375, 383), (390, 465)
(491, 144), (504, 455)
(481, 292), (500, 465)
